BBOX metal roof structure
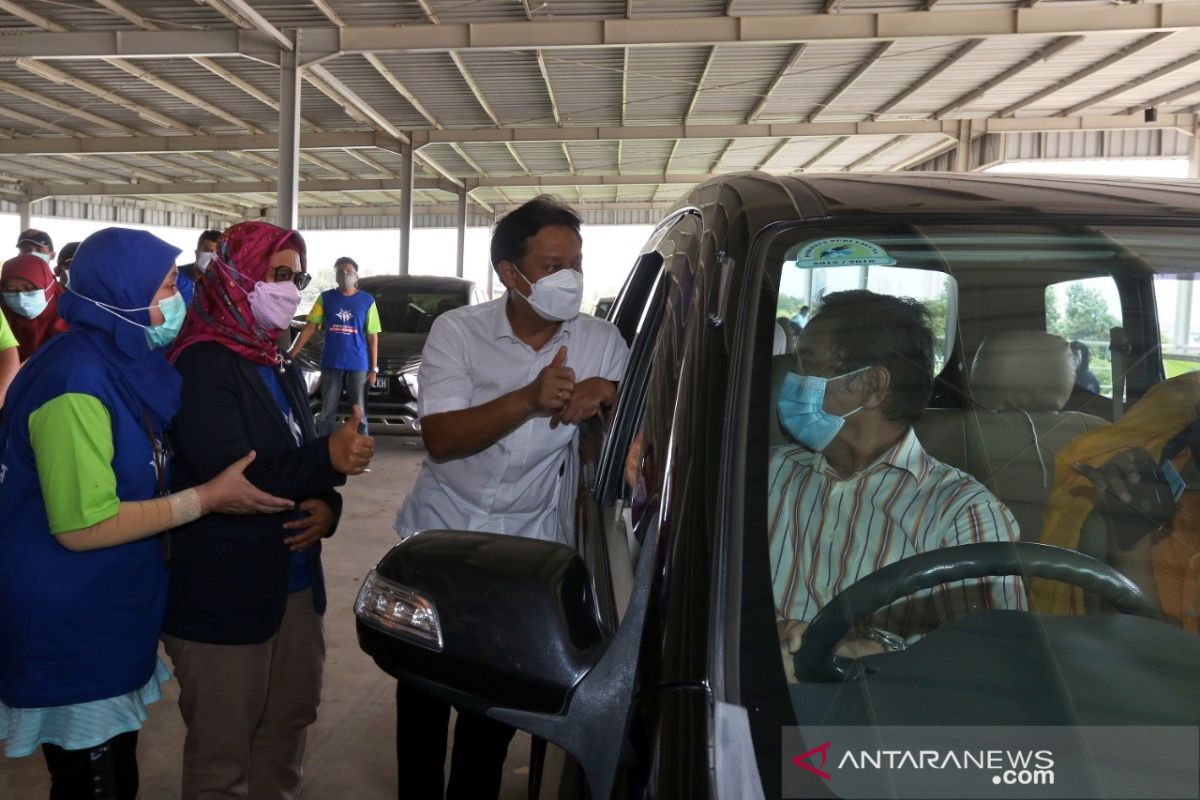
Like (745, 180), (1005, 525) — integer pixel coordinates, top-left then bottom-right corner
(1, 0), (1199, 243)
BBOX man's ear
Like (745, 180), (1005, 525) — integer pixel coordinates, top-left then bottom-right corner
(497, 260), (522, 293)
(858, 365), (892, 411)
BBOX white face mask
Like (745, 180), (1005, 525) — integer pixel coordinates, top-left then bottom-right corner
(515, 267), (584, 322)
(195, 251), (216, 272)
(33, 252), (52, 264)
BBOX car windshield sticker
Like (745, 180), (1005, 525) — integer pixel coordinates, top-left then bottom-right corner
(794, 237), (897, 269)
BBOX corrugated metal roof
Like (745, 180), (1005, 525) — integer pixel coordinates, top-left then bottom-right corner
(0, 0), (1197, 226)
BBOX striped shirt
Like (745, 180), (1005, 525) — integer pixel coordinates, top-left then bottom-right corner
(768, 428), (1024, 638)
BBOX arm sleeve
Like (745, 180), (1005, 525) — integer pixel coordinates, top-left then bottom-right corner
(417, 316), (474, 417)
(28, 393), (121, 534)
(365, 302), (381, 335)
(596, 323), (630, 382)
(933, 489), (1027, 621)
(171, 348), (345, 503)
(306, 294), (325, 327)
(0, 312), (18, 352)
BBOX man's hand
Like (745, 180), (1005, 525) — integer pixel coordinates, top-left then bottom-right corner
(551, 377), (617, 428)
(1074, 447), (1176, 547)
(777, 619), (808, 683)
(329, 405), (375, 475)
(282, 498), (335, 551)
(526, 345), (575, 415)
(366, 370), (378, 387)
(624, 432), (643, 491)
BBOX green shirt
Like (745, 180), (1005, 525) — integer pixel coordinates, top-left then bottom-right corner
(28, 393), (120, 534)
(0, 311), (17, 352)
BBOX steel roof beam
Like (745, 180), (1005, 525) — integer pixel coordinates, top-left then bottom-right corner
(746, 44), (806, 124)
(935, 35), (1083, 117)
(1121, 80), (1200, 116)
(9, 3), (1200, 60)
(808, 41), (893, 122)
(998, 31), (1172, 117)
(686, 47), (719, 123)
(1063, 50), (1200, 116)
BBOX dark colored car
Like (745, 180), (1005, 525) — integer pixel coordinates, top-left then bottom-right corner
(593, 296), (616, 319)
(356, 173), (1200, 797)
(291, 275), (485, 434)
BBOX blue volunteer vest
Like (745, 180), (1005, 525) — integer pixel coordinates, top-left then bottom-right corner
(0, 333), (169, 708)
(319, 289), (375, 371)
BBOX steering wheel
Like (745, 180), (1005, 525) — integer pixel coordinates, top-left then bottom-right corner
(794, 542), (1161, 683)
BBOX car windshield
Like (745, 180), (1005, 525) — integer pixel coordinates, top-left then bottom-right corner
(366, 286), (467, 334)
(754, 221), (1200, 751)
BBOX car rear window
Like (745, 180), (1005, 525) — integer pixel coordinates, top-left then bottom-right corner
(367, 286), (468, 334)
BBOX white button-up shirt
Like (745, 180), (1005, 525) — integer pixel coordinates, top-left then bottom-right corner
(394, 294), (629, 544)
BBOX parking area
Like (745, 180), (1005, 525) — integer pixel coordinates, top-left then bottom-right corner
(0, 436), (531, 800)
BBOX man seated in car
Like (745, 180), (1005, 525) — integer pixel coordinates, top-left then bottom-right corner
(772, 290), (1024, 677)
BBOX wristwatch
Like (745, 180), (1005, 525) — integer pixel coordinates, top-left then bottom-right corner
(861, 627), (907, 652)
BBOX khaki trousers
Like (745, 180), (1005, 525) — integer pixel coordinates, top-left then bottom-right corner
(163, 588), (325, 800)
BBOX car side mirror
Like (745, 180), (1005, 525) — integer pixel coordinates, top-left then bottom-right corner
(356, 531), (607, 713)
(357, 521), (661, 800)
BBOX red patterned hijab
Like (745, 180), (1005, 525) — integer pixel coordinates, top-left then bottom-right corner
(169, 221), (306, 366)
(1, 253), (69, 361)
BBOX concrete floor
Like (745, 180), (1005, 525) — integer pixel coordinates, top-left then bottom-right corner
(0, 437), (532, 799)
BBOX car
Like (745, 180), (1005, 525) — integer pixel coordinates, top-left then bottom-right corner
(291, 275), (485, 434)
(593, 296), (616, 319)
(356, 172), (1200, 798)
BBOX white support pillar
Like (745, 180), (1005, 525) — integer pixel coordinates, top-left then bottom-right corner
(1189, 116), (1200, 181)
(455, 189), (468, 279)
(17, 199), (31, 231)
(398, 140), (414, 275)
(277, 32), (301, 230)
(485, 212), (497, 298)
(1176, 278), (1194, 354)
(955, 119), (973, 173)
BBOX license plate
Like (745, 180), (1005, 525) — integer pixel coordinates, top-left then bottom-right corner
(372, 376), (389, 390)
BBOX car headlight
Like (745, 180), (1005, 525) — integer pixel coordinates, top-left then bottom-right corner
(355, 568), (443, 651)
(401, 371), (419, 398)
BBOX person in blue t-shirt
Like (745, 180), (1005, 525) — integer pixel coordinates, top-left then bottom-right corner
(288, 257), (380, 435)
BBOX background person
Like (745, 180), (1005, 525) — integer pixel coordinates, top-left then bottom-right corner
(16, 229), (54, 261)
(287, 256), (379, 435)
(2, 252), (70, 362)
(0, 227), (290, 799)
(393, 196), (628, 800)
(54, 241), (80, 288)
(176, 230), (221, 307)
(164, 222), (375, 800)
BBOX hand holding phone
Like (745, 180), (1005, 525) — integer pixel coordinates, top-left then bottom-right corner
(1074, 447), (1177, 548)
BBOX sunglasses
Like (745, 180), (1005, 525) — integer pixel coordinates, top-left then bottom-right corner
(271, 266), (311, 291)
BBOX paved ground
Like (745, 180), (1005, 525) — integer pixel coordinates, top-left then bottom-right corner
(0, 436), (532, 799)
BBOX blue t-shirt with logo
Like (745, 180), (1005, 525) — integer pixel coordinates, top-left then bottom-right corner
(308, 289), (380, 372)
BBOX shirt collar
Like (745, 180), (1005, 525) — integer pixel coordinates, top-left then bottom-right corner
(812, 426), (930, 482)
(492, 291), (573, 345)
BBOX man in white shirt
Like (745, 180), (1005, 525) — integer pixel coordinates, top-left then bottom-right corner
(393, 196), (629, 799)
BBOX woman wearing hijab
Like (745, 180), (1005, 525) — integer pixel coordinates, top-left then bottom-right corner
(164, 221), (374, 800)
(0, 227), (293, 799)
(1, 252), (70, 361)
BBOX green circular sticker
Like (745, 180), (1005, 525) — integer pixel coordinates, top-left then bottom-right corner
(794, 237), (897, 268)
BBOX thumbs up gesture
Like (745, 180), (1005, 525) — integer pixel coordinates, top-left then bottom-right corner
(329, 405), (375, 475)
(526, 345), (575, 414)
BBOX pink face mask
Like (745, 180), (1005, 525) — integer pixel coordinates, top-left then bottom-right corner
(247, 280), (301, 331)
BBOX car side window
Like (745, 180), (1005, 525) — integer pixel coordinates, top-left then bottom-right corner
(1045, 276), (1122, 398)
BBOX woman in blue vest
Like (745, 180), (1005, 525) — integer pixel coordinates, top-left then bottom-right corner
(0, 227), (293, 799)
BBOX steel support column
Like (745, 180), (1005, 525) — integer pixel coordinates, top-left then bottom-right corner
(17, 199), (30, 231)
(399, 140), (414, 275)
(456, 189), (468, 278)
(955, 119), (973, 173)
(1190, 116), (1200, 180)
(277, 32), (301, 229)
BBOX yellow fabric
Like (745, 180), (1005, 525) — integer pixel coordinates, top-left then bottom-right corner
(305, 294), (325, 327)
(1032, 372), (1200, 615)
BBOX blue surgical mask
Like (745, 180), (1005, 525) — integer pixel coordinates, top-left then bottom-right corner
(33, 252), (51, 265)
(2, 289), (49, 319)
(776, 366), (868, 452)
(145, 292), (187, 349)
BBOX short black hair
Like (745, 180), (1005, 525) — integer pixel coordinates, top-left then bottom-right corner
(197, 229), (221, 248)
(57, 241), (80, 267)
(810, 290), (935, 424)
(334, 257), (358, 270)
(490, 195), (582, 272)
(1069, 340), (1090, 371)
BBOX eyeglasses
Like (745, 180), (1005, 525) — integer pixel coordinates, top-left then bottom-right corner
(271, 266), (311, 291)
